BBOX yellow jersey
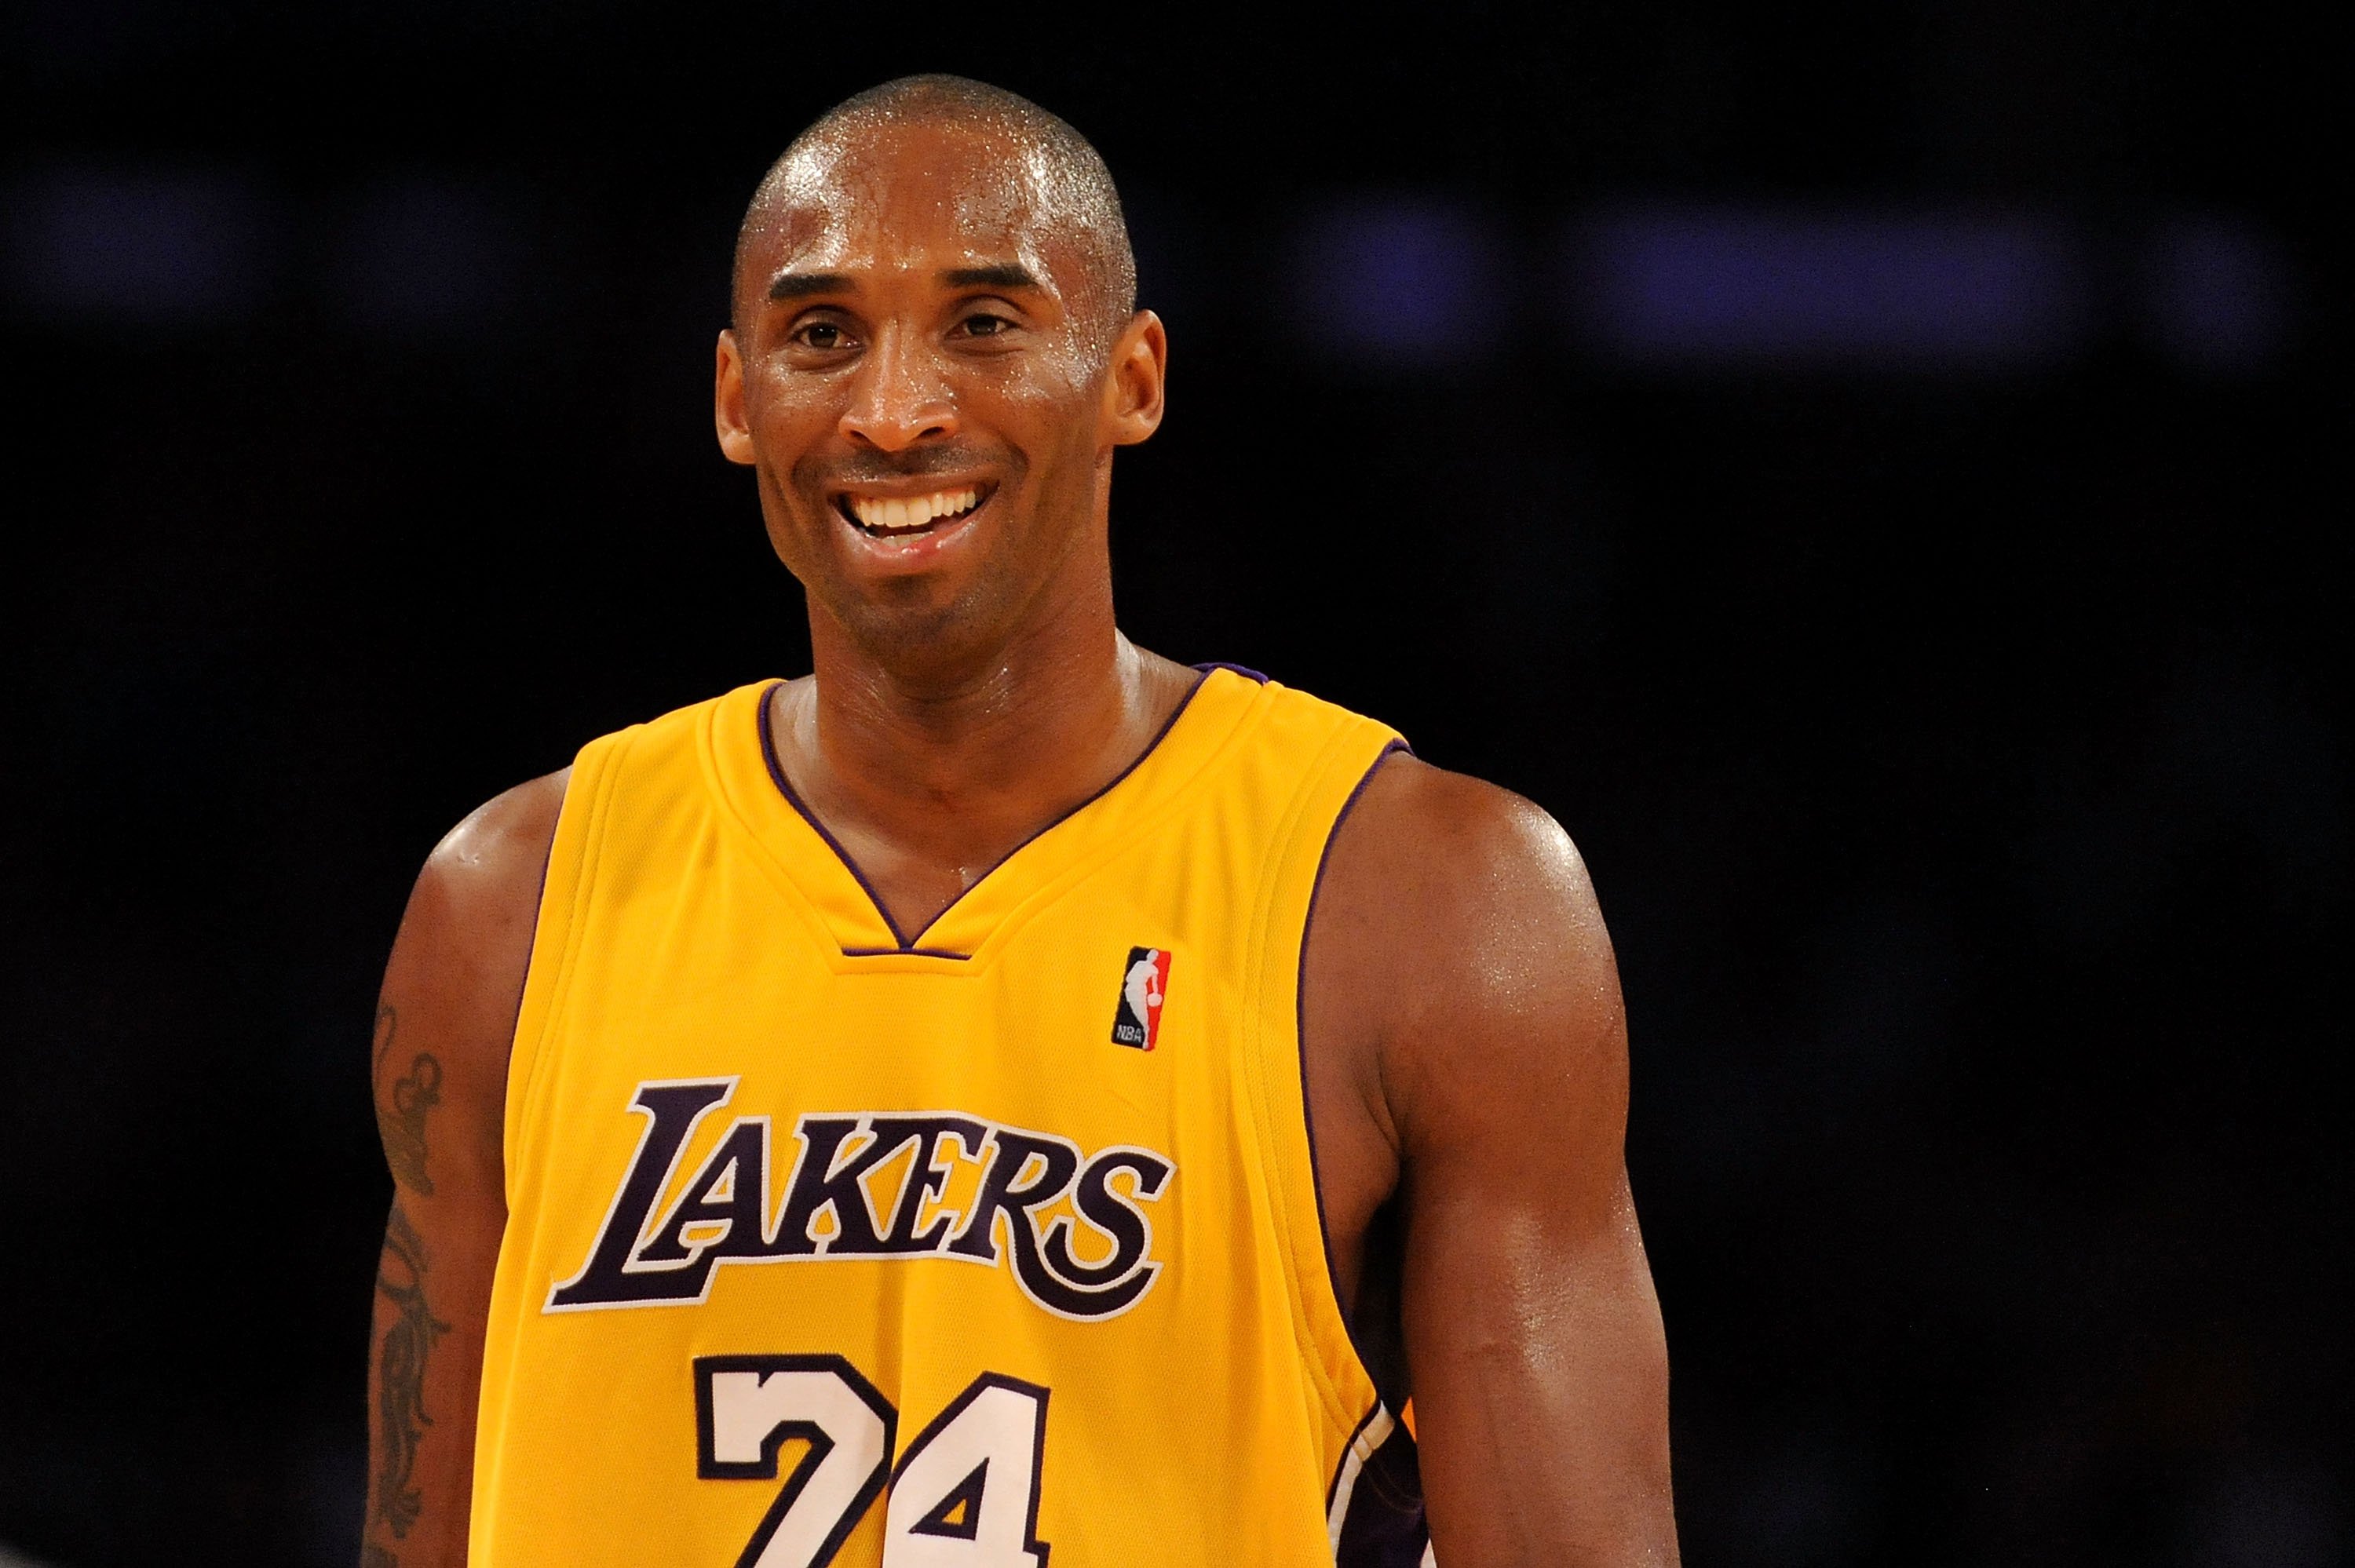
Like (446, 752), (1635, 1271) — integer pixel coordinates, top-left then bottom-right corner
(470, 666), (1430, 1566)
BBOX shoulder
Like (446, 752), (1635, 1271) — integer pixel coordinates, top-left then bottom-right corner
(409, 768), (571, 932)
(1312, 753), (1625, 1145)
(384, 768), (577, 1074)
(1342, 753), (1594, 899)
(1326, 753), (1615, 1000)
(375, 770), (571, 1170)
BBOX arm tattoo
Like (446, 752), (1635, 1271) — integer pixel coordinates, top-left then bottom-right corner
(374, 1005), (443, 1195)
(369, 1202), (451, 1550)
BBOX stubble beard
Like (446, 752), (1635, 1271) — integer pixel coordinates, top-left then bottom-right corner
(768, 455), (1106, 698)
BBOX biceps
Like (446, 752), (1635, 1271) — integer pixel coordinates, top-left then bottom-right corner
(1401, 1176), (1673, 1563)
(1405, 1172), (1665, 1420)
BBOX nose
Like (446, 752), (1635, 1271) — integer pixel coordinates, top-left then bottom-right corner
(838, 323), (957, 451)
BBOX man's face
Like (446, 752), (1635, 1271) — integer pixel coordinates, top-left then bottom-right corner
(716, 121), (1160, 668)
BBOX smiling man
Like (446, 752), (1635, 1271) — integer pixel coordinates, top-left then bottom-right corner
(360, 75), (1677, 1568)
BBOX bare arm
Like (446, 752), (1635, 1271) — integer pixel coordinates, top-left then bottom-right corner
(360, 771), (566, 1568)
(1309, 757), (1677, 1566)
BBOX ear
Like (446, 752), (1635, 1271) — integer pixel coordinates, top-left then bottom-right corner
(714, 329), (758, 466)
(1100, 309), (1167, 447)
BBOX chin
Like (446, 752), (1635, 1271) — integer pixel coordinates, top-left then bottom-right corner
(828, 573), (1024, 681)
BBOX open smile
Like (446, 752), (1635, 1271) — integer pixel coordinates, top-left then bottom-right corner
(834, 483), (995, 540)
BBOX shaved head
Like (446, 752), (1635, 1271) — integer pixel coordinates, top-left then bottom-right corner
(714, 74), (1169, 674)
(734, 75), (1137, 349)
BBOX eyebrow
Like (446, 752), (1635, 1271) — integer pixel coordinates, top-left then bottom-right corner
(765, 263), (1046, 304)
(768, 272), (853, 302)
(942, 264), (1042, 291)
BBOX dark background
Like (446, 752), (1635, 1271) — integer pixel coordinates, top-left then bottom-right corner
(1, 3), (2344, 1564)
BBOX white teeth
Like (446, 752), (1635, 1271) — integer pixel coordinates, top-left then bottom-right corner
(847, 487), (981, 533)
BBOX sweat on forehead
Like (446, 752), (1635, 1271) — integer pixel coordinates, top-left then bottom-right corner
(732, 75), (1137, 343)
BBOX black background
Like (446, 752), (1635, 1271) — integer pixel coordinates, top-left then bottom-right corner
(1, 3), (2345, 1564)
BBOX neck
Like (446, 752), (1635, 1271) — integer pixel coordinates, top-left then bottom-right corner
(805, 574), (1134, 819)
(771, 549), (1196, 930)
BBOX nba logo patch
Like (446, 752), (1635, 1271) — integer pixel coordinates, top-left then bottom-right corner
(1111, 946), (1170, 1050)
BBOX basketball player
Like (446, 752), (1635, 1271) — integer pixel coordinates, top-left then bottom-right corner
(361, 76), (1677, 1567)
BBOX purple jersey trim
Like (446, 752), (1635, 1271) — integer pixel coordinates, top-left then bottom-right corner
(757, 669), (1213, 958)
(837, 946), (973, 961)
(1327, 1398), (1388, 1513)
(1335, 1413), (1430, 1566)
(1191, 660), (1270, 684)
(759, 682), (921, 950)
(498, 773), (568, 1092)
(1296, 740), (1412, 1395)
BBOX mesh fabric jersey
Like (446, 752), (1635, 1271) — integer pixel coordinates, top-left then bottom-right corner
(470, 667), (1429, 1566)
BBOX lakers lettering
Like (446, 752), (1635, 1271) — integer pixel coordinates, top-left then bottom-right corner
(546, 1079), (1174, 1320)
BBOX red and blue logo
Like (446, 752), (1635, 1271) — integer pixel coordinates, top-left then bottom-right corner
(1111, 947), (1170, 1050)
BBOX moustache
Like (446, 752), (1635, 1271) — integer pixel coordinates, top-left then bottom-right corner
(804, 447), (1006, 487)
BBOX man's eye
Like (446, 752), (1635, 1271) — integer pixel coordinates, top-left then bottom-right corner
(795, 322), (847, 349)
(959, 313), (1013, 338)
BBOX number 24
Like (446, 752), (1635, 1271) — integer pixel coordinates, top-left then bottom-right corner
(695, 1355), (1051, 1568)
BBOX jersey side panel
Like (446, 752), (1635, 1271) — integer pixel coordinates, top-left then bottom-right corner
(1244, 704), (1434, 1564)
(500, 718), (633, 1203)
(469, 717), (631, 1540)
(474, 694), (776, 1560)
(1240, 699), (1412, 1480)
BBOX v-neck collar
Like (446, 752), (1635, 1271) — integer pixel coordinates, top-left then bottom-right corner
(713, 665), (1268, 962)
